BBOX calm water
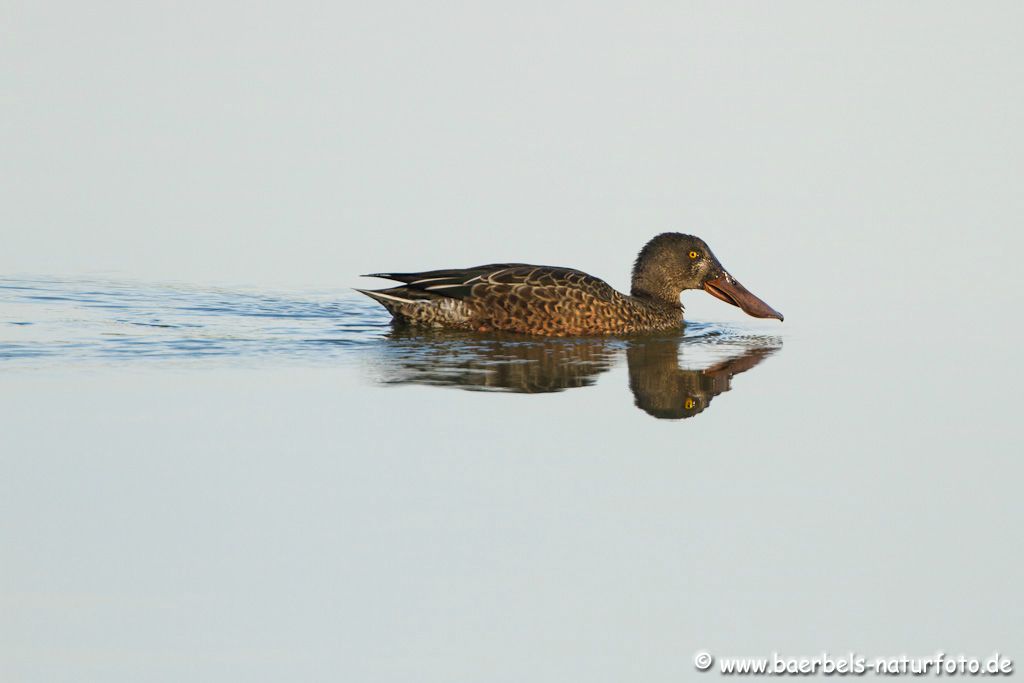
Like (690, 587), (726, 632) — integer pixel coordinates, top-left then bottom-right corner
(1, 277), (1020, 681)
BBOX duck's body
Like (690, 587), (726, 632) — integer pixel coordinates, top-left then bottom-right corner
(357, 263), (681, 335)
(357, 233), (782, 336)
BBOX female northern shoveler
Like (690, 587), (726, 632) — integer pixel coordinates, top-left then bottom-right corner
(356, 233), (783, 336)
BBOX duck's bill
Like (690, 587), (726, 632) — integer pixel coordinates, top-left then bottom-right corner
(703, 274), (784, 321)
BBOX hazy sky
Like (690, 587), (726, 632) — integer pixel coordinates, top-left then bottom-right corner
(3, 1), (1022, 322)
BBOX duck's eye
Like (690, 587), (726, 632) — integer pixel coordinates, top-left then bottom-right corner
(684, 398), (696, 410)
(688, 251), (699, 259)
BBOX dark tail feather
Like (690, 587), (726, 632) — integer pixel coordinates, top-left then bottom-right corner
(354, 285), (441, 309)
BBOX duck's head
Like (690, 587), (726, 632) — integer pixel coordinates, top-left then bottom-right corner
(631, 233), (783, 321)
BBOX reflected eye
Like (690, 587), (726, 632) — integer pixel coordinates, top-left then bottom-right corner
(688, 251), (699, 259)
(684, 398), (696, 410)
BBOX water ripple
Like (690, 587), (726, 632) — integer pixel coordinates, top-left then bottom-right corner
(0, 277), (392, 366)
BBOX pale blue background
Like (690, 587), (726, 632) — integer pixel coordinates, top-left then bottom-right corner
(2, 2), (1022, 681)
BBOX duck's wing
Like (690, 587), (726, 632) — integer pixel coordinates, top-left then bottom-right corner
(363, 264), (620, 302)
(362, 264), (527, 290)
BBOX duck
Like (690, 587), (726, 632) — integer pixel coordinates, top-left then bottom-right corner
(356, 233), (783, 336)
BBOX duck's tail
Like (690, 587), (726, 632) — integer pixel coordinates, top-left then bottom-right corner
(355, 285), (475, 328)
(354, 286), (423, 315)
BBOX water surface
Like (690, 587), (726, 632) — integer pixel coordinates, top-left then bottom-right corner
(1, 277), (1019, 683)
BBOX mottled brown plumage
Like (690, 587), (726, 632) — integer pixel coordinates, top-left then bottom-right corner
(357, 233), (782, 336)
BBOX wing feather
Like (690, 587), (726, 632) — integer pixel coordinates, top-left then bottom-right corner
(363, 264), (616, 302)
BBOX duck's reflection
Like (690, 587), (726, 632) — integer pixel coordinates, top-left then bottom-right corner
(374, 329), (619, 393)
(626, 341), (777, 419)
(373, 328), (780, 419)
